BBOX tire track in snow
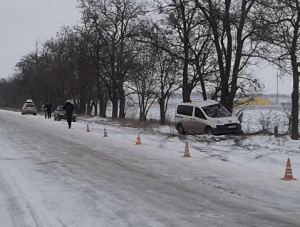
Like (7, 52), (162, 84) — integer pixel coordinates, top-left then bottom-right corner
(0, 114), (80, 227)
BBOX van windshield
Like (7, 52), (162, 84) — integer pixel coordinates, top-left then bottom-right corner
(202, 104), (231, 118)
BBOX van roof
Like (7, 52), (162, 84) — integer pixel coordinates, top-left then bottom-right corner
(178, 99), (219, 107)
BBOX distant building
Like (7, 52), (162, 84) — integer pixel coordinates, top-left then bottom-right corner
(235, 97), (271, 105)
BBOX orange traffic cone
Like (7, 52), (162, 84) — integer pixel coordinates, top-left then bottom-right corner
(182, 142), (191, 157)
(135, 133), (141, 145)
(86, 124), (91, 132)
(281, 158), (296, 181)
(103, 128), (108, 137)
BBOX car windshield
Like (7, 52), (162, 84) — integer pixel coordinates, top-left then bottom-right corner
(202, 104), (231, 118)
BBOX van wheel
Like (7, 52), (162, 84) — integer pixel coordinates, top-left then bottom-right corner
(177, 124), (185, 135)
(205, 126), (213, 135)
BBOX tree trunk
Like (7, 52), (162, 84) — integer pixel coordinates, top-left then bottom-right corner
(290, 12), (300, 140)
(92, 101), (97, 116)
(291, 65), (299, 140)
(111, 81), (119, 119)
(112, 99), (118, 119)
(221, 83), (231, 112)
(118, 86), (126, 118)
(99, 94), (107, 118)
(182, 23), (191, 103)
(159, 98), (166, 125)
(139, 94), (146, 122)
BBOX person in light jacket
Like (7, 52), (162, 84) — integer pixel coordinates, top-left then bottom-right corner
(63, 100), (75, 129)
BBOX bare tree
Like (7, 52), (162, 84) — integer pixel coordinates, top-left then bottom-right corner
(195, 0), (264, 112)
(15, 50), (45, 108)
(42, 37), (76, 106)
(150, 0), (216, 102)
(128, 45), (160, 122)
(155, 49), (181, 124)
(254, 0), (300, 139)
(77, 17), (109, 117)
(79, 0), (147, 119)
(0, 77), (25, 108)
(61, 27), (99, 115)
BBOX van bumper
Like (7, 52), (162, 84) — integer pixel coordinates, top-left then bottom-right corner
(213, 124), (241, 135)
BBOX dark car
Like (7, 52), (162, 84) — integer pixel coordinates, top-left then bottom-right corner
(54, 106), (76, 122)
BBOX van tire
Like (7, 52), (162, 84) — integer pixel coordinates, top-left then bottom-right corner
(177, 124), (185, 135)
(205, 126), (213, 135)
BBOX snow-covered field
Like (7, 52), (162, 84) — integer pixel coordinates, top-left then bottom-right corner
(119, 93), (292, 134)
(86, 103), (300, 180)
(38, 93), (300, 185)
(96, 94), (300, 200)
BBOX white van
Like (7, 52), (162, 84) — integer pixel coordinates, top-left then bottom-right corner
(174, 100), (241, 135)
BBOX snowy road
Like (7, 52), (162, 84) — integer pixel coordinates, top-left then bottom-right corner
(0, 110), (299, 227)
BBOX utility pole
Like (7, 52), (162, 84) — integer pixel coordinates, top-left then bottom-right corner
(276, 72), (279, 104)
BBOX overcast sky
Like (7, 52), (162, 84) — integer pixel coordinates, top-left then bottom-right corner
(0, 1), (293, 95)
(0, 0), (81, 78)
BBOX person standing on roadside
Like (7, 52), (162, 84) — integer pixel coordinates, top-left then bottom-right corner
(63, 100), (75, 129)
(44, 100), (52, 119)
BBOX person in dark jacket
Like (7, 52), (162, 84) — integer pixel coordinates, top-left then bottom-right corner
(63, 100), (75, 129)
(44, 101), (52, 119)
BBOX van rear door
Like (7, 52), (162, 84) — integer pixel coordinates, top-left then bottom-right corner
(176, 105), (194, 133)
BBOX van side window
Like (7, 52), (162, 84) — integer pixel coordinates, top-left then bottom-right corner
(177, 105), (193, 116)
(195, 107), (206, 119)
